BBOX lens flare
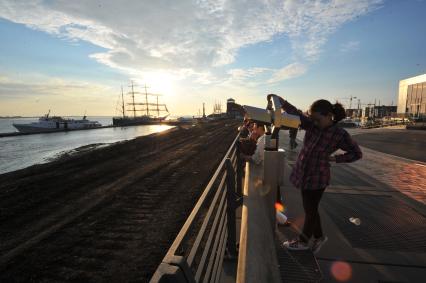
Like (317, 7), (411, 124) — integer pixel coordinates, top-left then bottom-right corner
(275, 202), (285, 212)
(331, 261), (352, 282)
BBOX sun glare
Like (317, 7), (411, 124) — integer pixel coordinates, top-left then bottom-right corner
(139, 72), (176, 97)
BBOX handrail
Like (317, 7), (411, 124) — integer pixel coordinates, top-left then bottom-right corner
(150, 133), (242, 283)
(236, 151), (284, 283)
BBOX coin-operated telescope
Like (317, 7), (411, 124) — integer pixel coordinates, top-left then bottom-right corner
(243, 94), (300, 150)
(243, 94), (300, 230)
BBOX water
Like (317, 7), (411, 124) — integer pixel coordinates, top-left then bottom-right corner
(0, 117), (174, 174)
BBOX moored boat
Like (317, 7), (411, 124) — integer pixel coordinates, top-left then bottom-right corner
(13, 111), (101, 133)
(112, 82), (170, 126)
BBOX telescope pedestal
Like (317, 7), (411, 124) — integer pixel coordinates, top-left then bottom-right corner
(263, 150), (285, 231)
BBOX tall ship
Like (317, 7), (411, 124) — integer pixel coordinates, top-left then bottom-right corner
(113, 81), (170, 126)
(13, 111), (101, 133)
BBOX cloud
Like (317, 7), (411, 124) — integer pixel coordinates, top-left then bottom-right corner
(0, 74), (118, 115)
(225, 67), (272, 86)
(268, 63), (307, 83)
(0, 74), (113, 99)
(340, 41), (361, 53)
(0, 0), (383, 84)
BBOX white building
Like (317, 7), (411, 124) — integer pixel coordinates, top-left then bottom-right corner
(398, 74), (426, 118)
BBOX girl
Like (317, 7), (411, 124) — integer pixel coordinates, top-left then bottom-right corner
(275, 95), (363, 253)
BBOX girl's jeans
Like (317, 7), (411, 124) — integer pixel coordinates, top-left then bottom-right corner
(299, 188), (325, 242)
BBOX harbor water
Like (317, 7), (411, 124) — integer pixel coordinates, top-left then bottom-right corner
(0, 117), (174, 174)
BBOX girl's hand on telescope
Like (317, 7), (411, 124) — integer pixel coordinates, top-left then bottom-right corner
(276, 95), (286, 106)
(267, 94), (286, 105)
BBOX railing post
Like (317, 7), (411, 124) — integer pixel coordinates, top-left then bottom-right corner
(149, 262), (188, 283)
(225, 158), (237, 258)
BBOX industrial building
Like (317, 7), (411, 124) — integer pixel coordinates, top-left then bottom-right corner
(345, 108), (363, 118)
(398, 74), (426, 119)
(226, 98), (244, 119)
(363, 105), (397, 119)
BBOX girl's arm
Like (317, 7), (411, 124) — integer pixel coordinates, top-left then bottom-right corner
(334, 131), (363, 163)
(276, 96), (313, 130)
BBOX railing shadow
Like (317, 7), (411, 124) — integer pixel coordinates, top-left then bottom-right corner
(150, 134), (243, 283)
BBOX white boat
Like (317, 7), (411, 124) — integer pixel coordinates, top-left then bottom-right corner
(13, 111), (102, 133)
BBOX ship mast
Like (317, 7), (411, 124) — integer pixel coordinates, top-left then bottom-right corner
(130, 81), (136, 118)
(156, 96), (160, 117)
(144, 84), (149, 116)
(121, 86), (125, 118)
(124, 83), (169, 119)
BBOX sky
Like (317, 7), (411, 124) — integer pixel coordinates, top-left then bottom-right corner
(0, 0), (425, 117)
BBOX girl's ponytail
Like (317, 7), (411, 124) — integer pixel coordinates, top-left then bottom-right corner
(332, 102), (346, 123)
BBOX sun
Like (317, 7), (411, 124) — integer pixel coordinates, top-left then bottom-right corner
(138, 71), (176, 97)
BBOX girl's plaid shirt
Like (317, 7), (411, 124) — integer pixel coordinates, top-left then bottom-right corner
(282, 100), (363, 190)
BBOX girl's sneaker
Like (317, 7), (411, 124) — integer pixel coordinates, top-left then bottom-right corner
(283, 239), (310, 250)
(311, 236), (328, 253)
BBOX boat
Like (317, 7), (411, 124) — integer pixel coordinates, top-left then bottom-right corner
(112, 81), (170, 126)
(13, 111), (102, 133)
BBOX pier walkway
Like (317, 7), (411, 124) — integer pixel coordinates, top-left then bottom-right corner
(235, 128), (426, 283)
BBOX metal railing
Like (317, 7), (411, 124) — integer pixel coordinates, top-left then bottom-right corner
(360, 120), (410, 129)
(150, 134), (242, 283)
(407, 121), (426, 130)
